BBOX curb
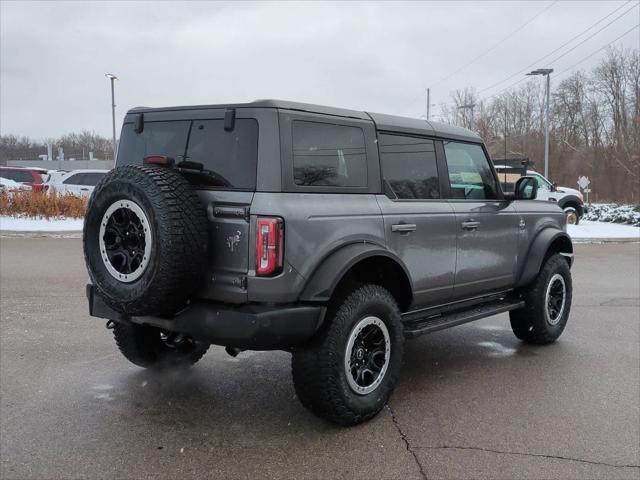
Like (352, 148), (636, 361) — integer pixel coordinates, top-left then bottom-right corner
(1, 230), (83, 238)
(571, 237), (639, 244)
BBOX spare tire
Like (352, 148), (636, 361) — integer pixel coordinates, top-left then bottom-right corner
(83, 165), (208, 316)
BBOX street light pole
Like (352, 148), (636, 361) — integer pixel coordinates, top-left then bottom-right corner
(105, 73), (118, 161)
(527, 68), (553, 178)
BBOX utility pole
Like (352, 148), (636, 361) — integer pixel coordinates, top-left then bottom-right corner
(105, 73), (118, 161)
(457, 103), (476, 131)
(527, 68), (553, 178)
(504, 102), (508, 161)
(426, 88), (430, 121)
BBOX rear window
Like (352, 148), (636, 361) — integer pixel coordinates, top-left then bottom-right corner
(292, 121), (367, 187)
(117, 118), (258, 190)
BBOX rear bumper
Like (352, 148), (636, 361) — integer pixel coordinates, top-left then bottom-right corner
(87, 285), (325, 350)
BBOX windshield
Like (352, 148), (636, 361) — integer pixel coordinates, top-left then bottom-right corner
(117, 118), (258, 190)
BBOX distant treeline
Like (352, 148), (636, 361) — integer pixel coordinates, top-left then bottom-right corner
(0, 131), (113, 163)
(440, 47), (639, 204)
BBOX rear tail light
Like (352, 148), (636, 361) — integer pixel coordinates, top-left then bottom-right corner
(256, 217), (284, 276)
(143, 155), (174, 166)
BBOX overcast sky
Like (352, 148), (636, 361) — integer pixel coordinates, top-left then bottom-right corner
(1, 0), (638, 139)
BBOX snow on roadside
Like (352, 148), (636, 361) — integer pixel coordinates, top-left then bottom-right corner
(0, 215), (84, 232)
(567, 220), (639, 240)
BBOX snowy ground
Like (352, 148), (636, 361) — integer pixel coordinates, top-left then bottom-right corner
(0, 216), (84, 232)
(567, 220), (639, 241)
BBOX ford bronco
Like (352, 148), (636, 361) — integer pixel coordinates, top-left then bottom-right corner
(84, 100), (573, 426)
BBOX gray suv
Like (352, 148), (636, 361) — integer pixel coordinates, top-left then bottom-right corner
(84, 100), (573, 426)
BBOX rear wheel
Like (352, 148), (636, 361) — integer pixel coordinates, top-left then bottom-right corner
(113, 322), (209, 369)
(291, 284), (404, 426)
(510, 253), (572, 344)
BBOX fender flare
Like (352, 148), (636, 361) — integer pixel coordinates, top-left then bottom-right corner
(516, 228), (573, 288)
(299, 242), (412, 303)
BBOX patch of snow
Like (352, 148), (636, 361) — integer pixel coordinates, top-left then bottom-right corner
(583, 203), (640, 226)
(567, 220), (640, 239)
(0, 215), (84, 232)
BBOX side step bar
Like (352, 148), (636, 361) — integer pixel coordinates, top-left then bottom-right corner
(402, 298), (525, 338)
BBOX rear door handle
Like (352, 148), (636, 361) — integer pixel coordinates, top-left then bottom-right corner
(391, 223), (417, 233)
(461, 221), (480, 231)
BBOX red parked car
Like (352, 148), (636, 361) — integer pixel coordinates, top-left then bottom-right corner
(0, 167), (49, 191)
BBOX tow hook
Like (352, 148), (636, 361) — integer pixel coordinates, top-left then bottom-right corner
(106, 320), (115, 330)
(225, 346), (244, 357)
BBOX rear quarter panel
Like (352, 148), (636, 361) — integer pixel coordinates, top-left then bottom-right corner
(248, 192), (385, 303)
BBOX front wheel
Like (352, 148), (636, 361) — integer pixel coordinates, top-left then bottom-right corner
(113, 322), (209, 369)
(564, 207), (579, 225)
(291, 284), (404, 426)
(510, 253), (572, 344)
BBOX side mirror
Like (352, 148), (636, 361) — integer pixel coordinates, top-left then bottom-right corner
(552, 182), (558, 192)
(515, 176), (538, 200)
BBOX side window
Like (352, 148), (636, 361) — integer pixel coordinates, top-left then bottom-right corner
(292, 121), (367, 187)
(82, 173), (106, 186)
(443, 142), (499, 200)
(63, 173), (83, 185)
(379, 134), (439, 199)
(533, 174), (551, 190)
(2, 170), (32, 183)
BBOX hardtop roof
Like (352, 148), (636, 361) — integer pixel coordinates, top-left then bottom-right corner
(128, 99), (482, 143)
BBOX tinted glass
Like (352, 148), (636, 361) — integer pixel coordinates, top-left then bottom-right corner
(62, 173), (83, 185)
(186, 119), (258, 190)
(117, 119), (258, 190)
(444, 142), (498, 200)
(62, 172), (105, 187)
(379, 134), (439, 199)
(0, 170), (33, 183)
(292, 121), (367, 187)
(118, 121), (190, 165)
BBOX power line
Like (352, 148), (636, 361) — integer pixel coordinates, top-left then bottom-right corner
(476, 0), (637, 95)
(544, 3), (638, 65)
(428, 1), (558, 89)
(554, 23), (640, 78)
(482, 20), (640, 104)
(435, 0), (638, 111)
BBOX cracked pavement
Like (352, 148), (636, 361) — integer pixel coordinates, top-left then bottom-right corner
(1, 238), (639, 479)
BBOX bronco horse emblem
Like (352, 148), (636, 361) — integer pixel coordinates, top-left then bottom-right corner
(226, 231), (242, 252)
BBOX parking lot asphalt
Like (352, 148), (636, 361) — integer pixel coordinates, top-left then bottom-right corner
(1, 237), (639, 480)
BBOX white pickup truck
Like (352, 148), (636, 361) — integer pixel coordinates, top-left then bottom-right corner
(494, 165), (586, 224)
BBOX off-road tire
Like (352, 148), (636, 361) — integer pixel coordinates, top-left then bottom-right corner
(83, 165), (208, 316)
(510, 253), (572, 344)
(113, 322), (209, 369)
(291, 284), (404, 426)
